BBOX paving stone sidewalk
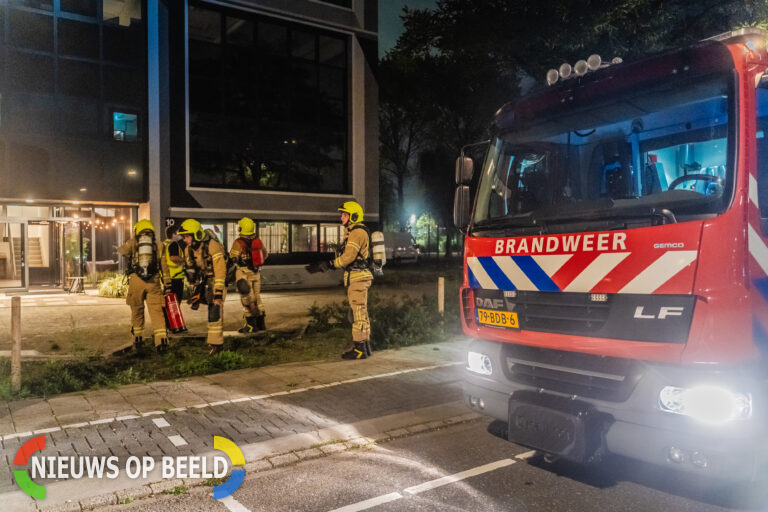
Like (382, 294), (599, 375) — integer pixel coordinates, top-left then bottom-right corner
(0, 338), (469, 498)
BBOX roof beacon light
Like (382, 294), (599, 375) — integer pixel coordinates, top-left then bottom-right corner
(546, 68), (559, 85)
(574, 59), (588, 76)
(587, 54), (601, 71)
(558, 62), (572, 80)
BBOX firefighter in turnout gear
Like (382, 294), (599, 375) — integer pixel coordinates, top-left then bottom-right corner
(306, 201), (373, 360)
(230, 217), (268, 333)
(117, 219), (171, 353)
(177, 219), (228, 355)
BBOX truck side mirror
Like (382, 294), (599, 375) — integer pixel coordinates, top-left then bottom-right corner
(453, 185), (471, 231)
(455, 156), (474, 184)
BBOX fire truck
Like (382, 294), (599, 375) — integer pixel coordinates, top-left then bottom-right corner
(454, 29), (768, 481)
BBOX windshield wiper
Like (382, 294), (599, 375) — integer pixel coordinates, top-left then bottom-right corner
(538, 206), (677, 226)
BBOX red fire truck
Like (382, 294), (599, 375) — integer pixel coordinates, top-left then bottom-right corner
(454, 29), (768, 481)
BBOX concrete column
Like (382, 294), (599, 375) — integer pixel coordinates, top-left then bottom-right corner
(147, 0), (171, 232)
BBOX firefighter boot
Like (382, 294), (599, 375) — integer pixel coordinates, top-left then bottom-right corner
(341, 341), (367, 360)
(131, 327), (144, 351)
(364, 339), (372, 357)
(156, 338), (169, 355)
(255, 314), (266, 331)
(238, 316), (259, 334)
(208, 344), (223, 356)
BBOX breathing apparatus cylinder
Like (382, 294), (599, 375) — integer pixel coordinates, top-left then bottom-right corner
(136, 233), (156, 280)
(371, 231), (386, 276)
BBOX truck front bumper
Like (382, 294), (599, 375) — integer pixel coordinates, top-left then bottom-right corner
(463, 339), (768, 482)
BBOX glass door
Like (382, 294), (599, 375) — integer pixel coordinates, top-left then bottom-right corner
(0, 222), (26, 289)
(61, 221), (87, 287)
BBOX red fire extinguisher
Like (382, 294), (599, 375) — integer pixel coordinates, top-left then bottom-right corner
(164, 292), (187, 334)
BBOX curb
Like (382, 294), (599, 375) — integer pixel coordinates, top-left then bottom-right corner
(35, 411), (486, 511)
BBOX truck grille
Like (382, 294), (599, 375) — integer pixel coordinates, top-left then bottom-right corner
(511, 292), (609, 335)
(501, 343), (644, 402)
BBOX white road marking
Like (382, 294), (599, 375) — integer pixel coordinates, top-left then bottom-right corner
(327, 492), (403, 512)
(0, 362), (462, 440)
(219, 495), (252, 512)
(152, 418), (170, 428)
(168, 435), (188, 447)
(515, 450), (537, 460)
(403, 459), (516, 495)
(330, 459), (516, 512)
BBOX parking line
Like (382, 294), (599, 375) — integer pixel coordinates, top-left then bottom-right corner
(403, 459), (516, 495)
(515, 450), (537, 460)
(329, 459), (515, 512)
(220, 495), (252, 512)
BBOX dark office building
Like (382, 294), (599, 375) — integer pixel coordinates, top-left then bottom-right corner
(0, 0), (378, 291)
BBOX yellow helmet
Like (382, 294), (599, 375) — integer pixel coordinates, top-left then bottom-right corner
(238, 217), (256, 236)
(134, 219), (155, 236)
(177, 218), (204, 242)
(337, 201), (363, 223)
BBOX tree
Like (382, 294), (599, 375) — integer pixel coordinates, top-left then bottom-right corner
(379, 54), (434, 229)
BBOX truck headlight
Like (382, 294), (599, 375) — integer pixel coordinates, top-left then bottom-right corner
(467, 352), (492, 376)
(659, 385), (752, 425)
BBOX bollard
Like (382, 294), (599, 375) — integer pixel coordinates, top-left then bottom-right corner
(11, 296), (21, 392)
(438, 277), (445, 315)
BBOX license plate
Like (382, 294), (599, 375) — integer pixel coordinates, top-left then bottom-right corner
(476, 308), (519, 329)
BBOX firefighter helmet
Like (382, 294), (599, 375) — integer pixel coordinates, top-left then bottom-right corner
(238, 217), (256, 236)
(337, 201), (363, 223)
(134, 219), (155, 236)
(177, 219), (204, 242)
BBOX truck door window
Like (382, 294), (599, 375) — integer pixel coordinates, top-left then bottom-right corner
(756, 84), (768, 219)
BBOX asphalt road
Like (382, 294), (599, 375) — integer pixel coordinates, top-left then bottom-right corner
(105, 420), (766, 512)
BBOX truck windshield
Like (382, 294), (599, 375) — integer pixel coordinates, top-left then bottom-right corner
(473, 74), (732, 232)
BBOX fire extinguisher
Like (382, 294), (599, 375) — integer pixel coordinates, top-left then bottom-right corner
(164, 292), (187, 334)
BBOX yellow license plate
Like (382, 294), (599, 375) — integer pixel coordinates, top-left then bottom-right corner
(476, 308), (519, 329)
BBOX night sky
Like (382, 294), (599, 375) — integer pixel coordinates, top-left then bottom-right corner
(378, 0), (437, 57)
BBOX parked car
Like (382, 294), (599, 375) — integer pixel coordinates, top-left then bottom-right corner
(383, 232), (420, 264)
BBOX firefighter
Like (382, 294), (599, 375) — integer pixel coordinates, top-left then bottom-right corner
(306, 201), (373, 360)
(117, 219), (170, 354)
(230, 217), (268, 333)
(177, 219), (227, 355)
(163, 224), (186, 300)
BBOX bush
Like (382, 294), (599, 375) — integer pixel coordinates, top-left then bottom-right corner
(307, 292), (450, 350)
(98, 275), (128, 298)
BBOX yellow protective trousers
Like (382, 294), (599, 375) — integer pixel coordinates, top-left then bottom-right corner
(347, 280), (371, 342)
(235, 267), (264, 318)
(206, 279), (226, 346)
(126, 273), (166, 346)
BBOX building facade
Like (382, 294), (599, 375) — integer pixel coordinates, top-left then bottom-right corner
(0, 0), (378, 291)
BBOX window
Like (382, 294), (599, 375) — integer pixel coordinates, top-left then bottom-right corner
(58, 19), (99, 59)
(102, 0), (142, 26)
(314, 0), (352, 8)
(320, 223), (343, 252)
(291, 223), (317, 252)
(259, 222), (288, 254)
(8, 52), (54, 94)
(756, 86), (768, 221)
(59, 59), (100, 98)
(113, 112), (138, 141)
(188, 5), (349, 194)
(9, 9), (53, 52)
(61, 0), (97, 17)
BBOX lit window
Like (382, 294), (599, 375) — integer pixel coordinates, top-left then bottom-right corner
(113, 112), (138, 142)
